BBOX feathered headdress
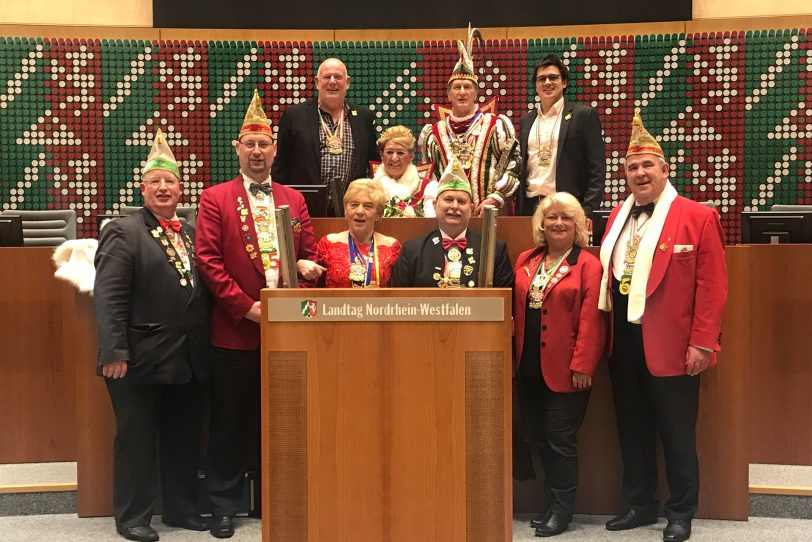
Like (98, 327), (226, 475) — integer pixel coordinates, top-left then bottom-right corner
(448, 23), (483, 86)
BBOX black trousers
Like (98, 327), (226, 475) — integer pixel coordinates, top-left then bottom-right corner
(206, 347), (260, 516)
(518, 375), (590, 516)
(105, 378), (203, 528)
(609, 286), (701, 520)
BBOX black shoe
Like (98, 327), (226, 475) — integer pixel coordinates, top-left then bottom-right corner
(663, 519), (691, 541)
(533, 512), (572, 537)
(210, 515), (235, 539)
(529, 510), (552, 529)
(162, 514), (210, 531)
(605, 509), (658, 531)
(116, 525), (159, 542)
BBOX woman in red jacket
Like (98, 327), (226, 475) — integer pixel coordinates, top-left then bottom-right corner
(513, 192), (607, 537)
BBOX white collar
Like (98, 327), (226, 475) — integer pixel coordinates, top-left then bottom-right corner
(538, 97), (564, 118)
(440, 228), (467, 241)
(241, 171), (271, 189)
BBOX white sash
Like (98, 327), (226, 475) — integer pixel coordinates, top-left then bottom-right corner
(599, 182), (678, 322)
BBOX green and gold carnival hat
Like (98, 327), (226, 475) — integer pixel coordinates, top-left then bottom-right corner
(436, 157), (473, 197)
(143, 128), (180, 178)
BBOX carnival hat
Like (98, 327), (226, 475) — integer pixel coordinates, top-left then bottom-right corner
(626, 108), (664, 158)
(436, 157), (473, 197)
(143, 127), (180, 178)
(239, 89), (273, 139)
(448, 24), (483, 87)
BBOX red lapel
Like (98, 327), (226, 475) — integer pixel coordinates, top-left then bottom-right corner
(647, 197), (683, 295)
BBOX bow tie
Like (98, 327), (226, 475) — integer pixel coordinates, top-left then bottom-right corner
(159, 218), (182, 233)
(442, 237), (467, 250)
(249, 183), (272, 196)
(631, 202), (655, 219)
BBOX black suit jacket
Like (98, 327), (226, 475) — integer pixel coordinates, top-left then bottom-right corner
(272, 99), (379, 186)
(516, 100), (606, 217)
(94, 208), (211, 384)
(390, 229), (514, 289)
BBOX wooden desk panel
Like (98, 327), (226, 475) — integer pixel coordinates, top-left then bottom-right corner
(0, 248), (76, 463)
(746, 245), (812, 465)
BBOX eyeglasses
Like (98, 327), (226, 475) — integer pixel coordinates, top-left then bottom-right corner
(535, 75), (562, 84)
(240, 141), (273, 151)
(143, 178), (179, 187)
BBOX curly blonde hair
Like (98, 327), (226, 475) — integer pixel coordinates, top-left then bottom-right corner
(377, 125), (416, 153)
(343, 178), (388, 215)
(531, 192), (590, 248)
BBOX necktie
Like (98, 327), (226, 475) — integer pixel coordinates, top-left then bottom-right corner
(159, 218), (182, 232)
(631, 202), (655, 219)
(442, 237), (467, 250)
(249, 183), (272, 196)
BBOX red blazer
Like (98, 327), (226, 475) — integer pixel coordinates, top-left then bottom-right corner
(513, 245), (607, 393)
(603, 196), (727, 376)
(196, 177), (317, 350)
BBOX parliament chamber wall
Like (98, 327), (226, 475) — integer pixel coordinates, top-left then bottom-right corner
(0, 22), (810, 244)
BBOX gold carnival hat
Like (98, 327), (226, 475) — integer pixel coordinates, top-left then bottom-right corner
(239, 89), (273, 139)
(448, 24), (483, 87)
(626, 108), (664, 158)
(436, 157), (473, 197)
(142, 128), (180, 178)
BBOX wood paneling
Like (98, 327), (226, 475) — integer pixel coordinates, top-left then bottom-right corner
(0, 24), (158, 40)
(508, 21), (685, 40)
(686, 14), (812, 33)
(159, 28), (333, 43)
(334, 27), (507, 43)
(3, 16), (811, 42)
(0, 248), (76, 463)
(72, 291), (115, 517)
(747, 245), (812, 465)
(261, 288), (513, 542)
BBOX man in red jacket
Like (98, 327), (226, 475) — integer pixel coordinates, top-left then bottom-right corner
(598, 111), (727, 542)
(195, 89), (322, 538)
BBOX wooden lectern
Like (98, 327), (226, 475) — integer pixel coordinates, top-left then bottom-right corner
(260, 288), (513, 542)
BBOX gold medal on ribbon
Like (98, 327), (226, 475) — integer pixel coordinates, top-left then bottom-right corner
(447, 247), (462, 262)
(349, 262), (366, 283)
(528, 288), (543, 309)
(450, 138), (474, 169)
(619, 276), (631, 295)
(326, 134), (343, 155)
(538, 147), (552, 167)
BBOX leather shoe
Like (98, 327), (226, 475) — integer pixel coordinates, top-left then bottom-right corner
(210, 515), (235, 539)
(663, 519), (691, 541)
(605, 509), (658, 531)
(162, 514), (210, 531)
(529, 510), (552, 529)
(116, 525), (159, 542)
(533, 512), (572, 537)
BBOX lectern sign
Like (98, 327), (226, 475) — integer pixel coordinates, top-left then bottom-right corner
(266, 296), (505, 322)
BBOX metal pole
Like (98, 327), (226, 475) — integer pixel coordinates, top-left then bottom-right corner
(477, 205), (498, 287)
(275, 205), (298, 288)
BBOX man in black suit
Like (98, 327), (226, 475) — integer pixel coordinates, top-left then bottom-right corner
(94, 129), (210, 542)
(515, 54), (606, 227)
(391, 158), (514, 289)
(272, 57), (379, 195)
